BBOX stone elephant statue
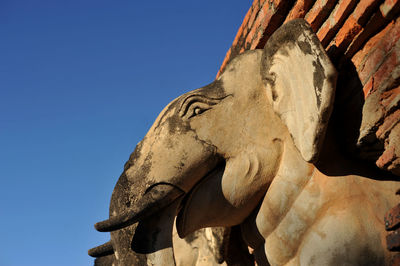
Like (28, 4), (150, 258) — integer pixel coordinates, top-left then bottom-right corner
(91, 19), (399, 265)
(88, 226), (233, 265)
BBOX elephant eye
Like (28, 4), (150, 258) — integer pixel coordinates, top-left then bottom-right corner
(194, 107), (202, 115)
(179, 94), (226, 119)
(187, 102), (210, 118)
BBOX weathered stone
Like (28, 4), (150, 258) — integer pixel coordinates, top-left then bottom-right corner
(317, 0), (358, 47)
(305, 0), (337, 32)
(379, 123), (400, 175)
(385, 203), (400, 230)
(91, 20), (400, 265)
(387, 229), (400, 251)
(262, 19), (337, 162)
(285, 0), (314, 22)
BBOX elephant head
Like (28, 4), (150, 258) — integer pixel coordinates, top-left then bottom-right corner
(91, 19), (337, 265)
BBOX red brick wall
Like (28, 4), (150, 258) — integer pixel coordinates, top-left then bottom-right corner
(218, 0), (400, 176)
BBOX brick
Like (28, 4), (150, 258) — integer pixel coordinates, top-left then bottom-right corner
(219, 1), (259, 78)
(248, 8), (258, 30)
(216, 47), (232, 78)
(216, 70), (222, 79)
(360, 46), (400, 101)
(347, 0), (400, 57)
(251, 28), (264, 49)
(386, 125), (400, 175)
(352, 18), (400, 77)
(256, 0), (294, 49)
(216, 48), (232, 79)
(352, 20), (394, 69)
(358, 47), (385, 85)
(376, 109), (400, 139)
(242, 25), (249, 40)
(385, 203), (400, 230)
(380, 0), (400, 18)
(232, 25), (244, 47)
(231, 42), (241, 57)
(381, 19), (400, 53)
(390, 254), (400, 266)
(354, 6), (400, 65)
(373, 47), (399, 89)
(333, 0), (357, 22)
(248, 9), (267, 49)
(317, 19), (333, 44)
(252, 0), (261, 13)
(285, 0), (314, 22)
(271, 0), (288, 7)
(260, 2), (273, 28)
(317, 0), (358, 47)
(245, 19), (259, 47)
(224, 48), (232, 64)
(387, 228), (400, 251)
(253, 8), (265, 32)
(346, 11), (387, 58)
(362, 76), (375, 97)
(334, 16), (363, 51)
(334, 0), (381, 52)
(352, 0), (381, 25)
(242, 6), (253, 28)
(305, 0), (337, 32)
(381, 86), (400, 113)
(377, 145), (397, 168)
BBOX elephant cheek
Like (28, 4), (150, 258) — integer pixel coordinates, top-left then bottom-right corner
(176, 165), (250, 238)
(110, 225), (147, 265)
(131, 200), (181, 265)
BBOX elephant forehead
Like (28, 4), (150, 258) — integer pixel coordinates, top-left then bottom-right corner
(149, 79), (227, 133)
(219, 49), (263, 95)
(150, 100), (189, 135)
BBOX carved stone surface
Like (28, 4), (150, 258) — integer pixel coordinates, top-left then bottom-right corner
(217, 0), (400, 178)
(90, 20), (400, 265)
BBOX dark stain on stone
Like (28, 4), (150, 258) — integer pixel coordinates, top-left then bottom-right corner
(124, 140), (144, 171)
(184, 230), (200, 243)
(329, 245), (384, 266)
(175, 160), (186, 172)
(153, 79), (226, 135)
(195, 79), (226, 99)
(263, 72), (277, 96)
(165, 114), (190, 135)
(313, 58), (325, 109)
(96, 77), (226, 265)
(132, 219), (162, 253)
(262, 19), (314, 88)
(152, 99), (179, 133)
(298, 40), (312, 55)
(94, 254), (115, 265)
(141, 152), (153, 177)
(104, 138), (157, 265)
(271, 84), (278, 101)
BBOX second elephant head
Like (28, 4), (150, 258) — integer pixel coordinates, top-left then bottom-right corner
(94, 19), (337, 264)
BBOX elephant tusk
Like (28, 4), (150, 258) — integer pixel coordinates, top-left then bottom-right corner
(95, 183), (184, 232)
(88, 240), (114, 257)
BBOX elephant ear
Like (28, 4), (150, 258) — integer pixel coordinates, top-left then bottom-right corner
(261, 19), (337, 163)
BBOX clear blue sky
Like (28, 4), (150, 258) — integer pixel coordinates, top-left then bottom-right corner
(0, 1), (250, 265)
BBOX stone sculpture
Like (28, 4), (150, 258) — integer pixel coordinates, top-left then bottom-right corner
(90, 19), (399, 265)
(89, 227), (229, 265)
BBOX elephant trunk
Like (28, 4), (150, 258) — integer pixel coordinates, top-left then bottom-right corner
(95, 183), (184, 232)
(88, 240), (114, 257)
